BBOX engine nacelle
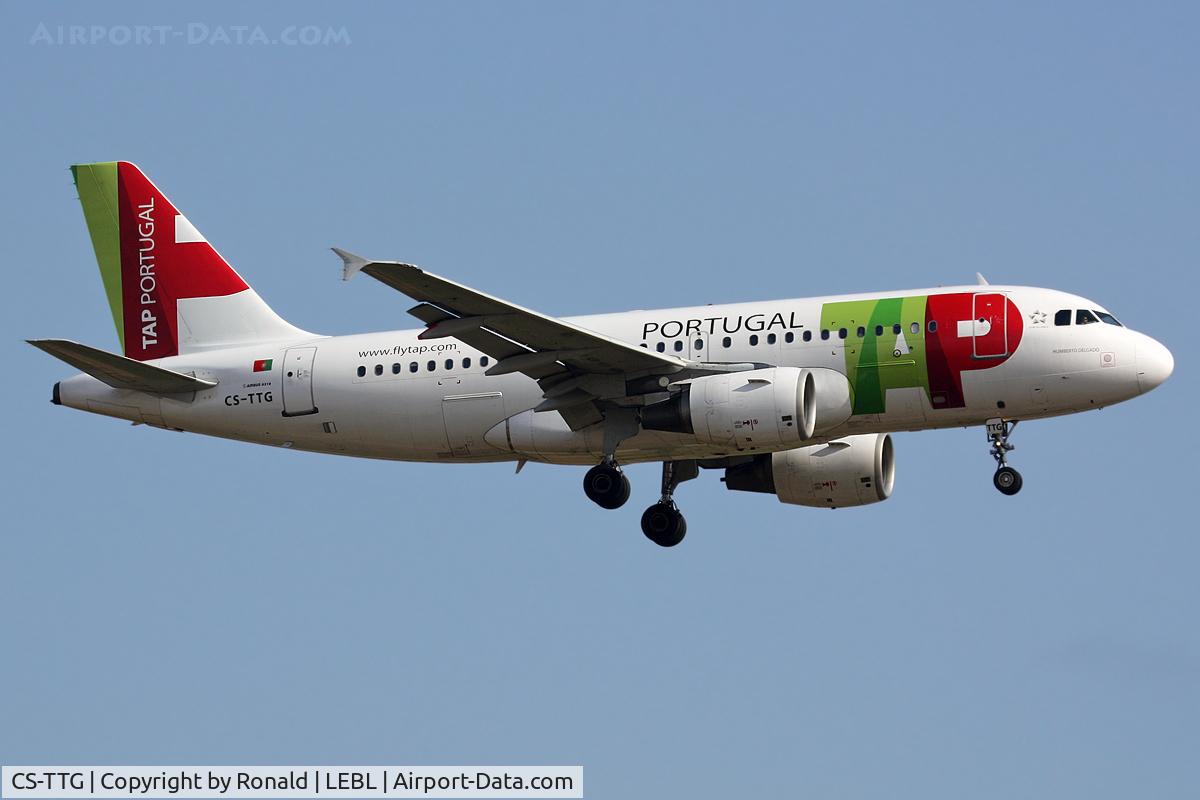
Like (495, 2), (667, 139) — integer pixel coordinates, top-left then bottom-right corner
(643, 367), (816, 451)
(724, 433), (895, 508)
(806, 367), (853, 436)
(642, 367), (854, 451)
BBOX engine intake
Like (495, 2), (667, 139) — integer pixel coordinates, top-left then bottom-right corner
(724, 433), (895, 508)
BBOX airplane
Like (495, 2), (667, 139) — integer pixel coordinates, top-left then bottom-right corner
(30, 162), (1174, 547)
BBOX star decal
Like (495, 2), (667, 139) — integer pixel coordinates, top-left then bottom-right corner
(1029, 310), (1047, 325)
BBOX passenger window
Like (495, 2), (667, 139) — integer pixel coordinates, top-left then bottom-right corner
(445, 358), (454, 370)
(821, 329), (830, 340)
(1096, 311), (1122, 326)
(639, 343), (648, 348)
(838, 328), (847, 339)
(374, 364), (383, 376)
(928, 320), (938, 333)
(856, 326), (865, 338)
(767, 333), (777, 345)
(1076, 309), (1099, 325)
(656, 342), (665, 352)
(1054, 309), (1072, 326)
(463, 357), (471, 369)
(694, 339), (703, 351)
(803, 330), (812, 342)
(356, 366), (366, 378)
(673, 340), (683, 352)
(409, 362), (418, 373)
(722, 336), (732, 348)
(749, 334), (759, 346)
(427, 360), (436, 371)
(875, 325), (883, 336)
(392, 363), (401, 374)
(892, 323), (901, 335)
(480, 356), (489, 367)
(910, 322), (919, 334)
(785, 332), (794, 344)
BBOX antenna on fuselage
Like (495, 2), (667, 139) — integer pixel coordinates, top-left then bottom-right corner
(976, 272), (990, 286)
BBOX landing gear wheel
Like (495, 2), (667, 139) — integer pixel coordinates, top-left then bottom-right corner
(583, 462), (631, 509)
(993, 466), (1023, 496)
(986, 418), (1023, 497)
(639, 460), (698, 547)
(641, 502), (687, 547)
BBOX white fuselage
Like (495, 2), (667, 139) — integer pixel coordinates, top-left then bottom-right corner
(54, 284), (1172, 465)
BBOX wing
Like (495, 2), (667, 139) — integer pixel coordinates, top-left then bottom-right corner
(334, 249), (695, 428)
(335, 249), (686, 378)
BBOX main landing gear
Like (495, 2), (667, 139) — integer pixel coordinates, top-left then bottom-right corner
(583, 457), (631, 510)
(584, 408), (639, 511)
(640, 460), (698, 548)
(583, 456), (698, 547)
(987, 418), (1023, 496)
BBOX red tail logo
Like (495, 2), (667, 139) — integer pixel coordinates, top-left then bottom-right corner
(115, 162), (248, 360)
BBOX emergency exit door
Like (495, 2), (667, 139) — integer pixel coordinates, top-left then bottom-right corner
(281, 347), (318, 416)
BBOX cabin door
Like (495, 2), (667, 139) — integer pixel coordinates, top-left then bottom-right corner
(970, 293), (1010, 359)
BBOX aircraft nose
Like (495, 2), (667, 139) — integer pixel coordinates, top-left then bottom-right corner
(1136, 336), (1174, 394)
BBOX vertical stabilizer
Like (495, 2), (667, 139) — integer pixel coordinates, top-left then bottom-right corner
(71, 161), (309, 360)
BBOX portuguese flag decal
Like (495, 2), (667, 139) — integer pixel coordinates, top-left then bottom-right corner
(253, 359), (273, 372)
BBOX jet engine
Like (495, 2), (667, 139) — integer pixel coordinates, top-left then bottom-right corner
(641, 367), (852, 452)
(723, 433), (895, 508)
(642, 367), (815, 451)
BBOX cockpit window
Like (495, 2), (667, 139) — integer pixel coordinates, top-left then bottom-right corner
(1076, 309), (1099, 325)
(1054, 309), (1072, 326)
(1095, 310), (1122, 327)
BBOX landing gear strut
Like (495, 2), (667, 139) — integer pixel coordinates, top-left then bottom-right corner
(641, 460), (698, 547)
(987, 418), (1023, 496)
(583, 457), (631, 510)
(584, 408), (639, 510)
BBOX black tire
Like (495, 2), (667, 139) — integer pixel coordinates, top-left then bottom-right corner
(583, 463), (631, 509)
(640, 502), (687, 547)
(993, 466), (1023, 496)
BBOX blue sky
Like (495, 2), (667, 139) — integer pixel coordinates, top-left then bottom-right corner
(2, 2), (1196, 797)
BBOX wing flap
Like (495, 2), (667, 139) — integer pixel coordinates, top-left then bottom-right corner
(408, 302), (561, 378)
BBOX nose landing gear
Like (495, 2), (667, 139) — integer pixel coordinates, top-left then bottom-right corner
(640, 460), (698, 547)
(987, 418), (1023, 496)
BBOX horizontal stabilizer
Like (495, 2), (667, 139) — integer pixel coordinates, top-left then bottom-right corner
(27, 339), (217, 394)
